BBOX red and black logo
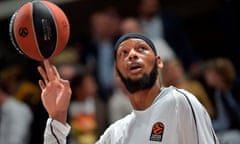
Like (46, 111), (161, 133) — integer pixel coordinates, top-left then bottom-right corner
(19, 27), (28, 38)
(150, 122), (164, 142)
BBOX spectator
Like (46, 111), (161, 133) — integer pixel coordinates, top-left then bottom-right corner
(0, 72), (33, 144)
(162, 58), (215, 118)
(120, 17), (176, 62)
(82, 9), (120, 101)
(136, 0), (199, 74)
(69, 68), (108, 144)
(0, 65), (41, 111)
(204, 57), (240, 144)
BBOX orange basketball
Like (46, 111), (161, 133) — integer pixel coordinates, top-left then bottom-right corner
(9, 0), (70, 61)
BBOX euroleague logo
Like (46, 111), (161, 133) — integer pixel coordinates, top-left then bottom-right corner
(150, 122), (164, 142)
(19, 27), (28, 38)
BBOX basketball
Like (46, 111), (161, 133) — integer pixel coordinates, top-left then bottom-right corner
(9, 0), (70, 61)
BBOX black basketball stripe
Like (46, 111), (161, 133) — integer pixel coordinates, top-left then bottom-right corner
(32, 1), (57, 58)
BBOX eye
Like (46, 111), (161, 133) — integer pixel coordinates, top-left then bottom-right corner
(137, 46), (146, 52)
(119, 50), (128, 57)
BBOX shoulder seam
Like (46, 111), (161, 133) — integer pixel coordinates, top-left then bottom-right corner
(175, 88), (199, 144)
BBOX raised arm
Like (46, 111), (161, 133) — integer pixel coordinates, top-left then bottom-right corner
(38, 59), (72, 144)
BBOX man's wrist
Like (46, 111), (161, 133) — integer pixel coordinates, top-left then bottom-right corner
(49, 111), (67, 124)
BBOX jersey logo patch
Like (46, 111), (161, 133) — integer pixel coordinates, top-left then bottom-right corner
(150, 122), (164, 142)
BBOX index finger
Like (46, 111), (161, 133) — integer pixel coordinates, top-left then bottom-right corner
(43, 59), (55, 81)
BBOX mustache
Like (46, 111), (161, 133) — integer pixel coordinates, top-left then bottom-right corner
(127, 59), (143, 65)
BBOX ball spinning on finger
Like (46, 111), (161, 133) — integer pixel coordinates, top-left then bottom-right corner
(9, 0), (70, 61)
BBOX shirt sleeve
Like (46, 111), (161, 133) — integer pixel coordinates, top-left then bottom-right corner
(43, 118), (71, 144)
(177, 89), (220, 144)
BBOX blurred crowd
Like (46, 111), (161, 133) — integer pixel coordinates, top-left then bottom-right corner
(0, 0), (240, 144)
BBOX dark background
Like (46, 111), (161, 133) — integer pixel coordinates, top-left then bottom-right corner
(0, 0), (239, 74)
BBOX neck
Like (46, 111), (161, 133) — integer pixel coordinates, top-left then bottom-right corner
(128, 78), (161, 110)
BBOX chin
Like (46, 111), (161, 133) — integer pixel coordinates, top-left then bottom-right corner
(128, 75), (143, 81)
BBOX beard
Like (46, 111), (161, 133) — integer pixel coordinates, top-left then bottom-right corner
(117, 62), (158, 94)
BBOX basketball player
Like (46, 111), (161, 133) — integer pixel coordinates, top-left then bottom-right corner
(39, 33), (219, 144)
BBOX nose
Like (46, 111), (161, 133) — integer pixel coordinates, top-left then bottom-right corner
(128, 49), (138, 61)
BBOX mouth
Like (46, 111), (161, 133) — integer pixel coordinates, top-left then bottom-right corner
(128, 62), (143, 74)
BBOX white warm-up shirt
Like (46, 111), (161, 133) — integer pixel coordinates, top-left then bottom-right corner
(44, 86), (219, 144)
(96, 86), (219, 144)
(44, 118), (71, 144)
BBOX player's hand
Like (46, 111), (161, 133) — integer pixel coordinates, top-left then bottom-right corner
(37, 59), (72, 124)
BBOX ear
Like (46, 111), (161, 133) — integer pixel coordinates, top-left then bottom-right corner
(156, 56), (164, 69)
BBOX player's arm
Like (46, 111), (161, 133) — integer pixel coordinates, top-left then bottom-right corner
(38, 59), (72, 144)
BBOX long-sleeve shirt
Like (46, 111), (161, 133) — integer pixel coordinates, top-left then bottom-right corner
(44, 118), (71, 144)
(44, 86), (219, 144)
